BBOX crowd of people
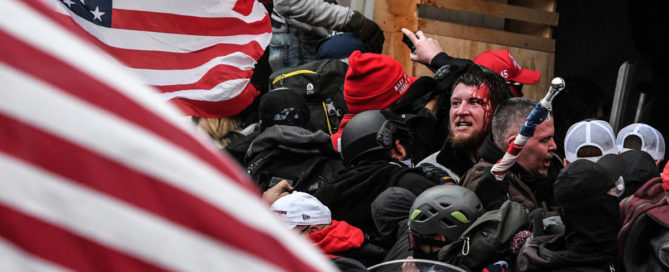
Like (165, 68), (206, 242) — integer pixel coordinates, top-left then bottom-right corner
(199, 2), (669, 271)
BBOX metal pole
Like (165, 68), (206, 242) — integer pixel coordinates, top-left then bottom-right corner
(634, 92), (646, 123)
(610, 61), (635, 132)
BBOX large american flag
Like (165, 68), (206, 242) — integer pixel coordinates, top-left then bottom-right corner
(42, 0), (272, 118)
(0, 1), (335, 271)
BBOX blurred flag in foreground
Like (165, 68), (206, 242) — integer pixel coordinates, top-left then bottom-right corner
(41, 0), (272, 118)
(0, 1), (335, 271)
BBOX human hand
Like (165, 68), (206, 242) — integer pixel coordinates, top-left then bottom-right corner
(262, 180), (293, 204)
(401, 28), (443, 65)
(401, 256), (420, 272)
(418, 163), (455, 185)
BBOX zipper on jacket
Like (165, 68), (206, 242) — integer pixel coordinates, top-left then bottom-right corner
(321, 101), (333, 135)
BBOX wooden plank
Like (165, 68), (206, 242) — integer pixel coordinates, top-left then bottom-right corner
(418, 3), (504, 31)
(419, 18), (555, 52)
(419, 0), (559, 26)
(374, 0), (418, 32)
(510, 0), (557, 13)
(505, 0), (556, 38)
(410, 35), (555, 101)
(505, 20), (553, 38)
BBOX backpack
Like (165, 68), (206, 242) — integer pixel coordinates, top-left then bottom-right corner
(438, 200), (529, 271)
(618, 176), (669, 270)
(269, 59), (349, 135)
(244, 126), (345, 195)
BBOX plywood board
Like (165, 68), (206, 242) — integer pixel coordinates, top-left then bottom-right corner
(419, 18), (555, 52)
(419, 0), (558, 26)
(374, 0), (418, 32)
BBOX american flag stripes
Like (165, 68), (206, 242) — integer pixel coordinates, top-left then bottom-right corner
(46, 0), (272, 118)
(0, 1), (335, 271)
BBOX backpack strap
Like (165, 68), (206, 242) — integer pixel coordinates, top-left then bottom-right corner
(618, 176), (666, 257)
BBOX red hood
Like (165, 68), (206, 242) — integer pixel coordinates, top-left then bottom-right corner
(330, 114), (355, 151)
(308, 220), (364, 257)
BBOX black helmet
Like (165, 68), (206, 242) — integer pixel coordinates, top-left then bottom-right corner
(340, 110), (411, 166)
(408, 185), (483, 241)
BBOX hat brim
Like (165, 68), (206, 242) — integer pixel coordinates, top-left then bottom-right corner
(391, 76), (432, 113)
(510, 69), (541, 85)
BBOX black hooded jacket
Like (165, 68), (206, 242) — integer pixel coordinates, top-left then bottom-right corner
(517, 194), (620, 272)
(315, 160), (438, 245)
(245, 125), (344, 194)
(516, 232), (616, 272)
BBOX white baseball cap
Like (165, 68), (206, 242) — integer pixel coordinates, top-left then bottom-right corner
(616, 123), (665, 161)
(564, 120), (617, 163)
(270, 192), (331, 229)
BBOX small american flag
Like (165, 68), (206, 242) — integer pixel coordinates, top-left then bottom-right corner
(0, 0), (335, 271)
(44, 0), (272, 118)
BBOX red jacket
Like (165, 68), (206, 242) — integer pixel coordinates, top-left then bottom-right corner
(308, 220), (364, 257)
(330, 114), (355, 151)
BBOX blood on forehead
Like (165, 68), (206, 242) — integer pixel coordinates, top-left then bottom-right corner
(472, 83), (490, 100)
(471, 83), (493, 128)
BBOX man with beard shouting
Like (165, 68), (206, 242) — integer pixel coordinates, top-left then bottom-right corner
(418, 69), (512, 182)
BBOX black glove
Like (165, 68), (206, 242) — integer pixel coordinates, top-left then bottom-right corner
(342, 11), (384, 53)
(418, 163), (455, 185)
(474, 167), (508, 211)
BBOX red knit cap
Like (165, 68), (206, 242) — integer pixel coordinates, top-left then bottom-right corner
(344, 51), (416, 114)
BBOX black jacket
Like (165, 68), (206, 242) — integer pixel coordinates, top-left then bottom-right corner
(517, 234), (615, 272)
(245, 125), (344, 194)
(315, 161), (438, 245)
(518, 187), (621, 271)
(435, 138), (478, 179)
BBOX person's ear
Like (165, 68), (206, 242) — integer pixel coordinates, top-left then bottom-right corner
(390, 139), (408, 160)
(505, 135), (516, 150)
(563, 158), (569, 166)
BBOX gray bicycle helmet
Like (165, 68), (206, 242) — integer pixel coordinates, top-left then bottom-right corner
(408, 185), (484, 241)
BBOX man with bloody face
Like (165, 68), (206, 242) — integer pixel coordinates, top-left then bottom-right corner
(419, 69), (512, 182)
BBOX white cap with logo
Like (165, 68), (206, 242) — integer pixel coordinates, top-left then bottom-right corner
(270, 192), (331, 229)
